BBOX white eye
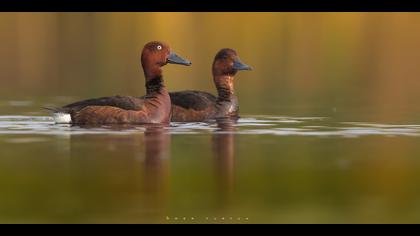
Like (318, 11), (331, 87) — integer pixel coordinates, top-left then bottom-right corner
(157, 45), (162, 50)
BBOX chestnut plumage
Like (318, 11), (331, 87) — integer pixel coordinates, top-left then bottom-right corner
(47, 41), (191, 124)
(169, 48), (251, 122)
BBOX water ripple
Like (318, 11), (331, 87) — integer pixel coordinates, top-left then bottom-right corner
(0, 115), (419, 138)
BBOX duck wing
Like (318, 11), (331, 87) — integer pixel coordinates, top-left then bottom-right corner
(169, 90), (217, 111)
(57, 95), (145, 114)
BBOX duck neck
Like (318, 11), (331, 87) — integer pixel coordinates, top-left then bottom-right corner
(144, 66), (165, 95)
(214, 75), (235, 102)
(146, 76), (165, 94)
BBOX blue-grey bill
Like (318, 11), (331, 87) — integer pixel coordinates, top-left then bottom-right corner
(167, 52), (192, 66)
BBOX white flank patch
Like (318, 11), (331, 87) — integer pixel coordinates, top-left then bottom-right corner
(53, 113), (72, 124)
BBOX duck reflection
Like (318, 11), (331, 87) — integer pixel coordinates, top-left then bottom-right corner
(142, 125), (171, 201)
(68, 124), (171, 223)
(212, 118), (237, 205)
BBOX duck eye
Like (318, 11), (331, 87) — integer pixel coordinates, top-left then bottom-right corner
(157, 45), (162, 50)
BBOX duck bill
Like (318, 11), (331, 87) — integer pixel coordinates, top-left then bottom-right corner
(167, 52), (192, 66)
(233, 59), (252, 71)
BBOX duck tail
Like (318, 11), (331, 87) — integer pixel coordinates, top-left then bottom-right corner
(42, 106), (72, 124)
(42, 106), (61, 113)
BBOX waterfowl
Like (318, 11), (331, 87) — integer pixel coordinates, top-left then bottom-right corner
(46, 41), (191, 124)
(169, 48), (251, 122)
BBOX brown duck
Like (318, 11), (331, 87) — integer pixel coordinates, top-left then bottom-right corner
(169, 48), (251, 122)
(46, 41), (191, 124)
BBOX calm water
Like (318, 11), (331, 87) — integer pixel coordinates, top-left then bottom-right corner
(1, 98), (420, 223)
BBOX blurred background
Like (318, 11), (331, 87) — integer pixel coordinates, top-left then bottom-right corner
(1, 12), (420, 122)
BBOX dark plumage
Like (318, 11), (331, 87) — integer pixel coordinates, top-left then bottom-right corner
(169, 48), (252, 122)
(170, 90), (217, 111)
(46, 41), (191, 124)
(61, 95), (143, 113)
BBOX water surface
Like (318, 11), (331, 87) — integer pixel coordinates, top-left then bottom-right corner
(1, 100), (420, 223)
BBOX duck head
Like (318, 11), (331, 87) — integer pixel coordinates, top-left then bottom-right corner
(212, 48), (252, 77)
(141, 41), (191, 79)
(212, 48), (252, 100)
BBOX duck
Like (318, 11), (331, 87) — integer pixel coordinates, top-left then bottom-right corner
(169, 48), (251, 122)
(45, 41), (191, 124)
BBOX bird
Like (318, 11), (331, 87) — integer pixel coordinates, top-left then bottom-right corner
(45, 41), (191, 124)
(169, 48), (251, 122)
